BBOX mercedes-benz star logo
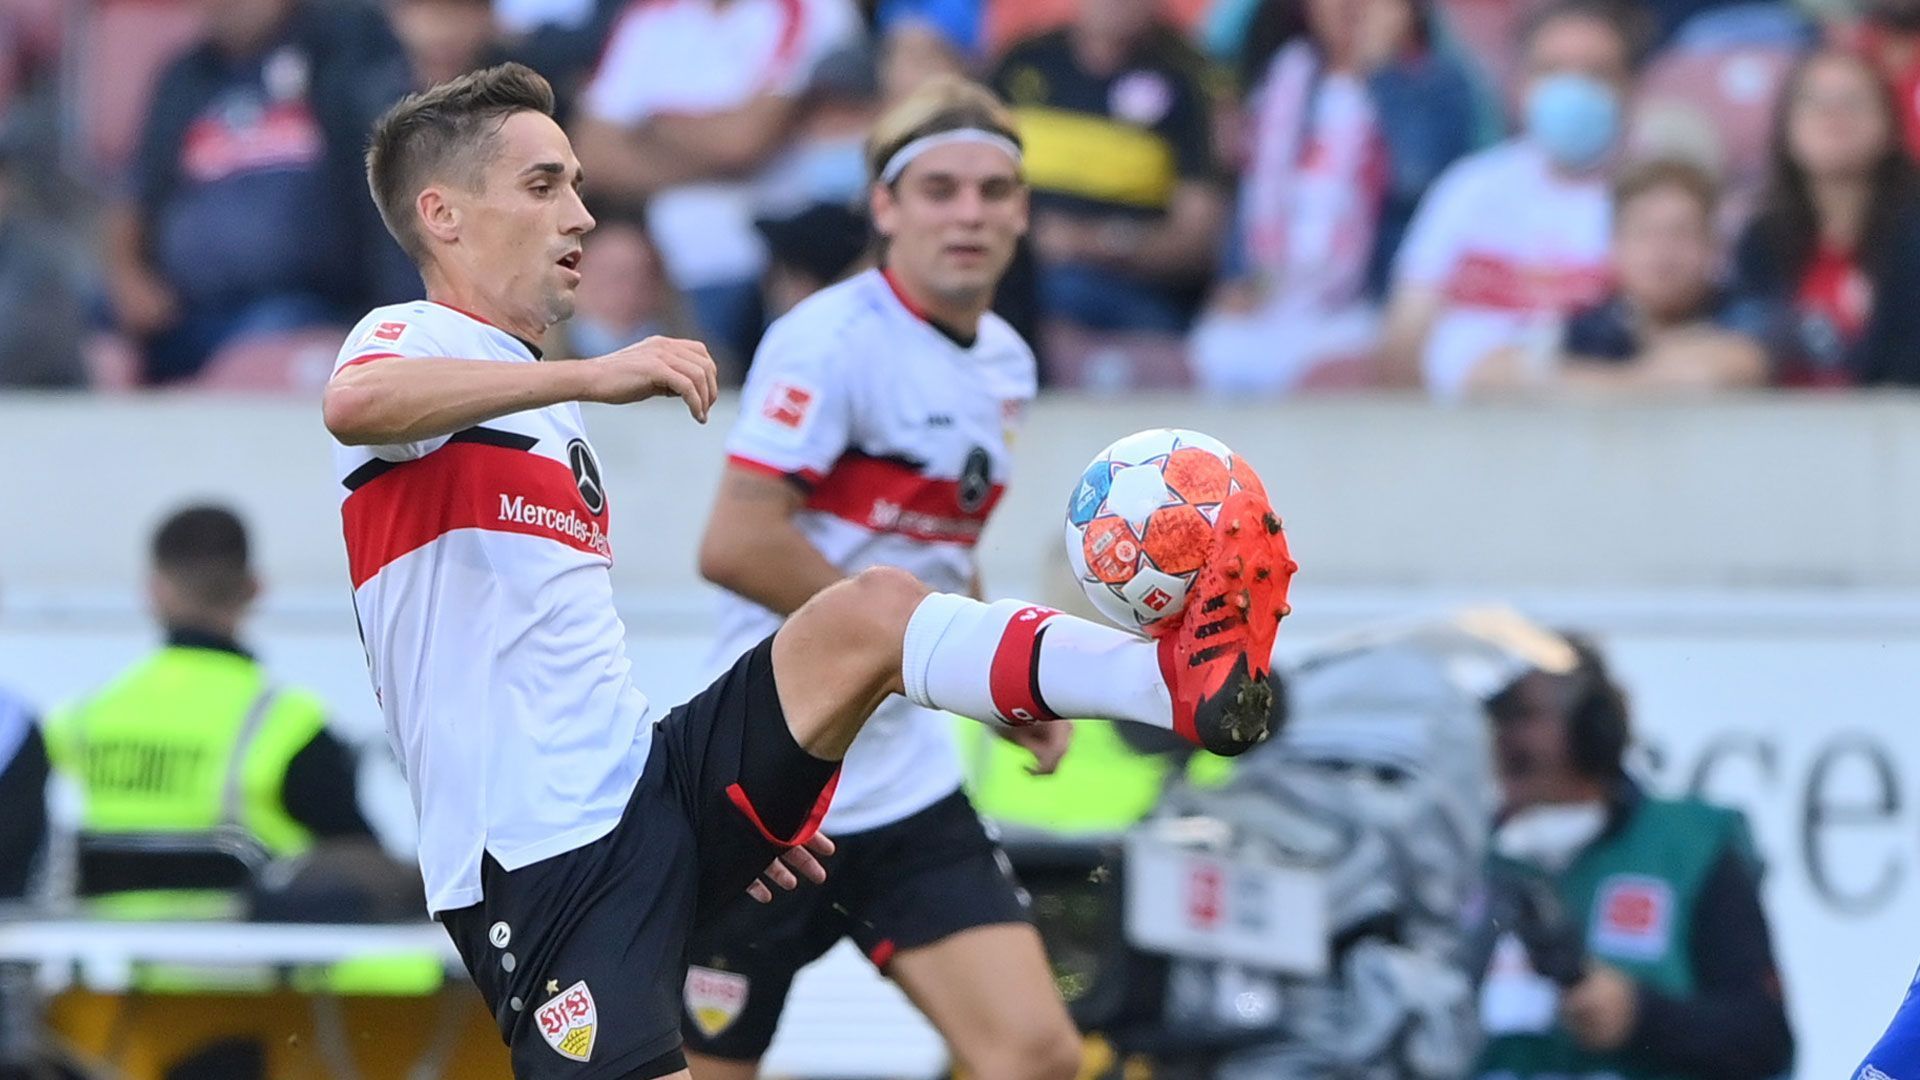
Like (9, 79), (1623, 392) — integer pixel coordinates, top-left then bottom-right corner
(957, 446), (992, 513)
(567, 439), (605, 515)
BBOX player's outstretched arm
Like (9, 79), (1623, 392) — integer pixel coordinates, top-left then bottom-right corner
(323, 336), (719, 446)
(698, 466), (846, 616)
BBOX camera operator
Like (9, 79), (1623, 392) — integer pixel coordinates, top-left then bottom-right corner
(1477, 635), (1793, 1080)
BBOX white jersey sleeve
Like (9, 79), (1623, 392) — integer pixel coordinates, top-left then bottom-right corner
(725, 319), (854, 485)
(330, 307), (467, 463)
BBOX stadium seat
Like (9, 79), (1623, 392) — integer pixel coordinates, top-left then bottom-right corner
(70, 0), (205, 177)
(191, 327), (349, 394)
(1042, 323), (1193, 392)
(1629, 44), (1797, 205)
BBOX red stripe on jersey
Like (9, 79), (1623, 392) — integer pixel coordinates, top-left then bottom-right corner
(335, 351), (401, 374)
(804, 454), (1003, 546)
(987, 605), (1061, 726)
(1444, 252), (1612, 312)
(342, 442), (610, 588)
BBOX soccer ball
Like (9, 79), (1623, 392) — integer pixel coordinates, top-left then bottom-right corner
(1064, 428), (1267, 634)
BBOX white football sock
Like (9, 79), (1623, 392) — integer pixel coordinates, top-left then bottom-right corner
(901, 594), (1173, 730)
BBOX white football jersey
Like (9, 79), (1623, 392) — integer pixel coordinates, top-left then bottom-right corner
(717, 268), (1036, 834)
(330, 301), (651, 914)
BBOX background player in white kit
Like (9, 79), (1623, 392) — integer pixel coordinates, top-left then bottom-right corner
(686, 78), (1080, 1080)
(322, 63), (1293, 1080)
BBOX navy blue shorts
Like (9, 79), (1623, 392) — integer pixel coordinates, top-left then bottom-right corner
(682, 787), (1031, 1061)
(441, 637), (838, 1080)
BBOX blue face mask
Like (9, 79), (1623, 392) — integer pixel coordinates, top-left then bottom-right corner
(1523, 72), (1620, 170)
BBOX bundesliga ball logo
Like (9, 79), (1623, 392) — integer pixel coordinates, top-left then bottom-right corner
(1064, 428), (1268, 634)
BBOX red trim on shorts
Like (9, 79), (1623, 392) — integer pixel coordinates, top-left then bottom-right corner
(804, 452), (1002, 546)
(725, 768), (840, 848)
(988, 605), (1061, 726)
(342, 442), (610, 588)
(868, 939), (897, 969)
(725, 453), (825, 489)
(335, 351), (401, 374)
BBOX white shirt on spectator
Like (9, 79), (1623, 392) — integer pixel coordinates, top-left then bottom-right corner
(1392, 139), (1613, 399)
(583, 0), (860, 290)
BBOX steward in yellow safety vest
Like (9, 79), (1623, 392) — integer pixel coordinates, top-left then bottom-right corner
(43, 505), (376, 896)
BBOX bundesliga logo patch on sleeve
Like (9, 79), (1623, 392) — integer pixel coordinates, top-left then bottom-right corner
(360, 320), (409, 347)
(535, 981), (597, 1061)
(762, 380), (815, 430)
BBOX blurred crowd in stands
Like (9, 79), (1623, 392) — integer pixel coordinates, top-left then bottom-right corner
(3, 0), (1920, 396)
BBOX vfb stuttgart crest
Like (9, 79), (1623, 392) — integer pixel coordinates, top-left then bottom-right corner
(685, 966), (750, 1038)
(535, 981), (597, 1061)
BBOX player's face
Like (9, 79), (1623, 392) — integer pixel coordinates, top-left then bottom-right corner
(455, 111), (595, 327)
(873, 142), (1027, 308)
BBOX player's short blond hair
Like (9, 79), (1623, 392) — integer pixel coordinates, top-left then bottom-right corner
(865, 76), (1022, 187)
(366, 62), (556, 264)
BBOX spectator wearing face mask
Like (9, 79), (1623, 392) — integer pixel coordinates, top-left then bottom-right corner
(1476, 635), (1794, 1080)
(1464, 158), (1764, 396)
(1379, 0), (1631, 400)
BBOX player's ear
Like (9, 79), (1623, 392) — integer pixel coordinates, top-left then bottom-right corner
(1012, 180), (1031, 238)
(418, 186), (460, 245)
(869, 181), (899, 241)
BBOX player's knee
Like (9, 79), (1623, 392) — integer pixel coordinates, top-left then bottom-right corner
(812, 566), (930, 648)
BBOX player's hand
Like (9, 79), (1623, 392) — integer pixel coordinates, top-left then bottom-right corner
(1560, 963), (1639, 1051)
(746, 832), (836, 903)
(582, 335), (720, 422)
(997, 720), (1073, 776)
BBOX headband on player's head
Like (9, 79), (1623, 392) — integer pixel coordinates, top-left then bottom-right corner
(879, 128), (1023, 185)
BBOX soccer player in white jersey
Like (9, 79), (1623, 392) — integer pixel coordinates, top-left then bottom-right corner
(323, 63), (1293, 1080)
(682, 78), (1080, 1080)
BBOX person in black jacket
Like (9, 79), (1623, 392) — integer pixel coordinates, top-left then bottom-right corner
(102, 0), (418, 384)
(0, 687), (47, 901)
(1726, 47), (1920, 388)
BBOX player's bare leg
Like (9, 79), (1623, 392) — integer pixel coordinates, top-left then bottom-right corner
(770, 566), (934, 759)
(888, 924), (1082, 1080)
(770, 492), (1295, 758)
